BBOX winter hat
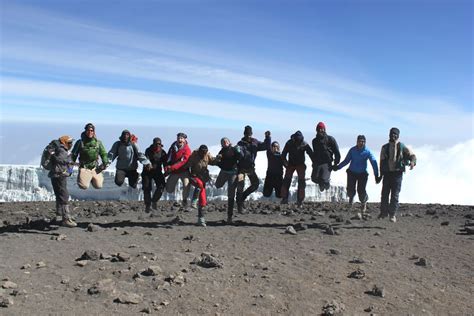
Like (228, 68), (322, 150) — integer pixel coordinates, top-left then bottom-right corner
(221, 137), (230, 146)
(271, 141), (280, 147)
(84, 123), (95, 131)
(120, 130), (131, 142)
(59, 135), (74, 147)
(153, 137), (162, 145)
(177, 132), (187, 139)
(390, 127), (400, 136)
(130, 134), (138, 143)
(316, 122), (326, 131)
(357, 135), (366, 141)
(293, 130), (304, 142)
(198, 145), (208, 155)
(244, 125), (253, 136)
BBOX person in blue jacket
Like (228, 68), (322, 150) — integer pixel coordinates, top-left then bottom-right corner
(334, 135), (379, 217)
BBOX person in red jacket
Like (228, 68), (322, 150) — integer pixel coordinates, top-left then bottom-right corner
(165, 133), (192, 208)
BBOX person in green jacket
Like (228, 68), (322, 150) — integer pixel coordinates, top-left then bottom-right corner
(71, 123), (109, 190)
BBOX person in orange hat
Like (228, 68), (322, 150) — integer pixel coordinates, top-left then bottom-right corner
(49, 135), (77, 227)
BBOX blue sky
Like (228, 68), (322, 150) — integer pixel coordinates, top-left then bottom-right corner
(1, 0), (473, 145)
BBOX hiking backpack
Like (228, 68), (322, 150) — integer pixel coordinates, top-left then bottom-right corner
(40, 140), (60, 170)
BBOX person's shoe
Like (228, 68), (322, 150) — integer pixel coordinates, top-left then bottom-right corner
(191, 199), (198, 209)
(197, 217), (206, 227)
(151, 202), (158, 211)
(280, 198), (288, 205)
(389, 215), (397, 223)
(62, 218), (77, 228)
(296, 201), (303, 209)
(361, 202), (367, 214)
(145, 205), (152, 213)
(356, 212), (363, 220)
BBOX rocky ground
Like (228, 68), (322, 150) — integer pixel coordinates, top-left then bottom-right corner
(0, 200), (473, 315)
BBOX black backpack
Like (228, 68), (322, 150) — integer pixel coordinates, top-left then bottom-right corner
(40, 140), (60, 170)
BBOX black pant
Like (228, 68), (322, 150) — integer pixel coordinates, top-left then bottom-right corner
(142, 171), (165, 206)
(51, 177), (69, 205)
(115, 169), (139, 188)
(311, 163), (331, 191)
(380, 171), (403, 217)
(263, 173), (283, 198)
(346, 170), (368, 203)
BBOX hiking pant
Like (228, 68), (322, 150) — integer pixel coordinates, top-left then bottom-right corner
(215, 171), (237, 216)
(165, 171), (191, 205)
(380, 171), (403, 217)
(311, 163), (331, 191)
(77, 167), (104, 189)
(142, 171), (165, 207)
(263, 173), (283, 198)
(347, 170), (369, 203)
(189, 177), (207, 208)
(51, 177), (69, 206)
(235, 168), (259, 206)
(281, 165), (306, 202)
(115, 169), (139, 188)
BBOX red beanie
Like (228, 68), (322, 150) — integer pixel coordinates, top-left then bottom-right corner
(316, 122), (326, 130)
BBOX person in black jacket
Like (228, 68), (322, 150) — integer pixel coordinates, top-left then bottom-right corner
(49, 135), (76, 227)
(142, 137), (168, 212)
(263, 131), (283, 199)
(235, 126), (267, 213)
(281, 131), (313, 206)
(215, 137), (240, 223)
(311, 122), (340, 192)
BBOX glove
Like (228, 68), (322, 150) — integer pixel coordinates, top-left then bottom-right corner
(95, 164), (106, 174)
(409, 161), (415, 170)
(376, 176), (382, 184)
(332, 165), (339, 171)
(265, 131), (271, 138)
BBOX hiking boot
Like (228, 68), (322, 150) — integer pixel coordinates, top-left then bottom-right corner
(226, 214), (233, 224)
(62, 218), (77, 228)
(361, 202), (367, 214)
(389, 215), (397, 223)
(197, 217), (206, 227)
(356, 212), (363, 220)
(145, 205), (152, 213)
(191, 199), (198, 209)
(151, 202), (158, 211)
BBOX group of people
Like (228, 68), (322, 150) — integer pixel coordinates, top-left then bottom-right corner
(45, 122), (416, 227)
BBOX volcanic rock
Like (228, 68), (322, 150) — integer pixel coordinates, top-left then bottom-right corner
(348, 269), (365, 279)
(191, 252), (223, 268)
(77, 250), (100, 261)
(321, 300), (345, 315)
(285, 226), (297, 235)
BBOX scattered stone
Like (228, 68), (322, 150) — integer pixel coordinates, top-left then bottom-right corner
(115, 252), (131, 262)
(345, 220), (352, 225)
(367, 285), (385, 298)
(329, 249), (340, 255)
(77, 250), (100, 261)
(88, 279), (115, 296)
(36, 261), (46, 268)
(293, 223), (308, 231)
(285, 226), (297, 235)
(20, 264), (31, 270)
(60, 277), (70, 284)
(465, 227), (474, 235)
(140, 307), (151, 314)
(426, 209), (436, 215)
(160, 300), (170, 306)
(164, 273), (186, 286)
(183, 235), (195, 241)
(87, 223), (100, 232)
(325, 226), (336, 235)
(76, 260), (88, 267)
(374, 232), (382, 236)
(114, 292), (141, 304)
(0, 295), (14, 308)
(415, 258), (431, 267)
(440, 221), (449, 226)
(349, 257), (365, 264)
(191, 252), (223, 268)
(141, 265), (162, 276)
(121, 231), (129, 235)
(364, 305), (375, 312)
(348, 269), (365, 279)
(51, 234), (67, 241)
(1, 281), (18, 289)
(409, 255), (419, 260)
(465, 220), (474, 226)
(321, 300), (345, 315)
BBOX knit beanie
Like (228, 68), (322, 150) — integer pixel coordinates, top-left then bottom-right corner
(244, 125), (253, 136)
(316, 122), (326, 131)
(84, 123), (95, 131)
(390, 127), (400, 136)
(357, 135), (366, 141)
(293, 130), (304, 142)
(177, 132), (187, 139)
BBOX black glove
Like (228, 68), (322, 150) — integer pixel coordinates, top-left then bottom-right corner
(95, 164), (106, 174)
(332, 165), (339, 171)
(375, 176), (382, 184)
(265, 131), (271, 138)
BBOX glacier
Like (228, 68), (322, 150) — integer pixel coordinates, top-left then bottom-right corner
(0, 165), (347, 203)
